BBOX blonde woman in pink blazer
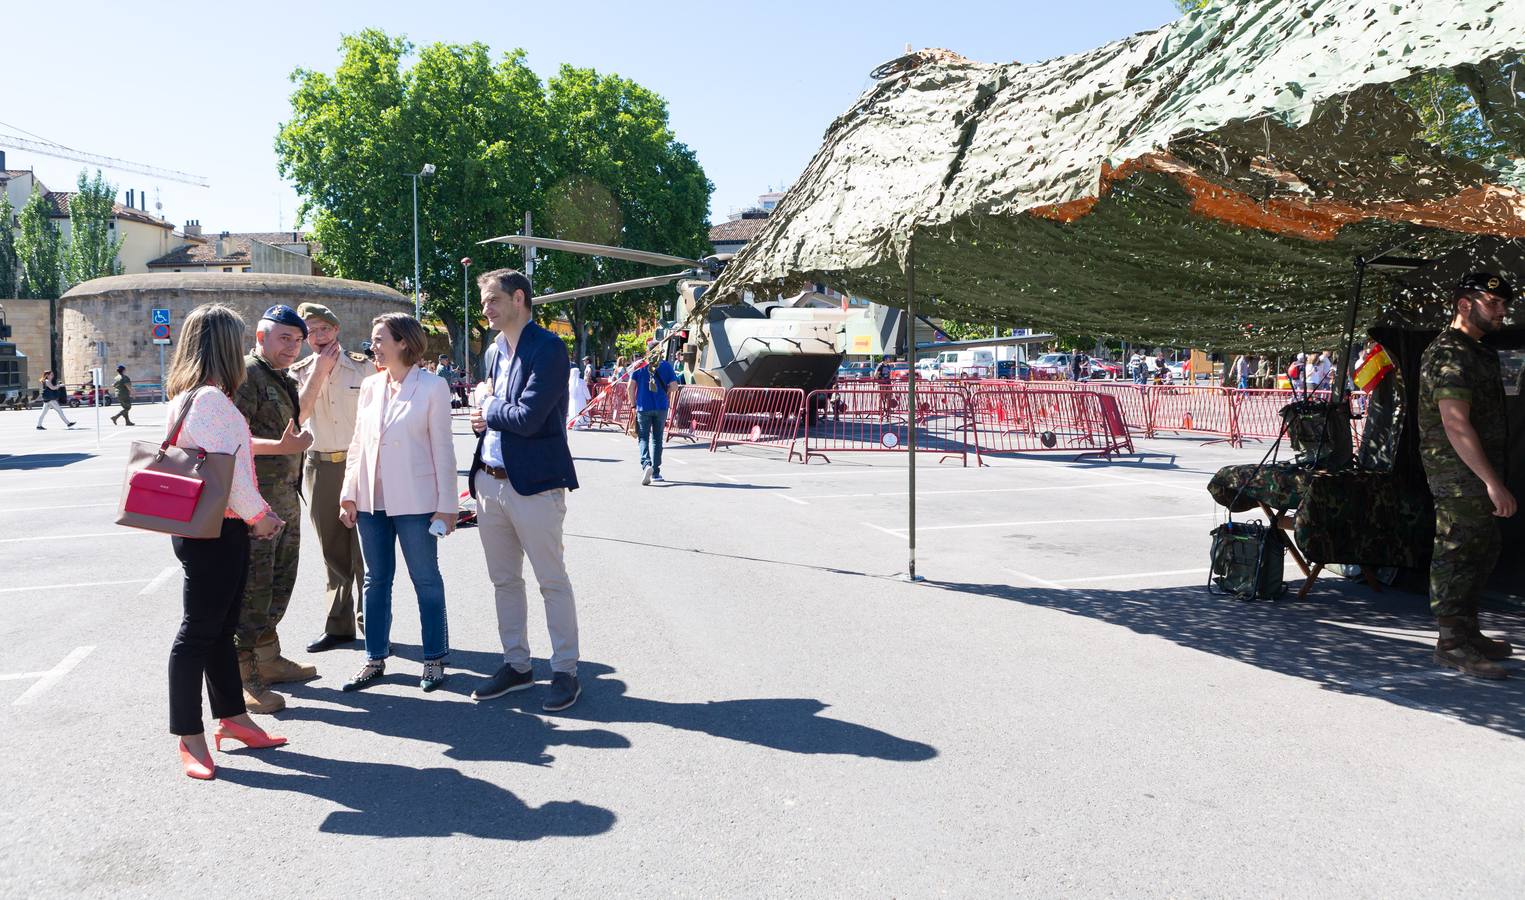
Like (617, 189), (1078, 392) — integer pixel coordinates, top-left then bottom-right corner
(338, 314), (458, 693)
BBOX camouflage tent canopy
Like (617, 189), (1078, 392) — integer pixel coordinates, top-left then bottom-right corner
(706, 0), (1525, 352)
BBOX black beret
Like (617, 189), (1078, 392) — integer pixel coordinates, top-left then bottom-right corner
(260, 304), (309, 336)
(1457, 271), (1515, 303)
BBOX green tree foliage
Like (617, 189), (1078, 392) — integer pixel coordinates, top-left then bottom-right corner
(66, 169), (124, 286)
(275, 30), (712, 362)
(0, 192), (17, 298)
(16, 186), (63, 300)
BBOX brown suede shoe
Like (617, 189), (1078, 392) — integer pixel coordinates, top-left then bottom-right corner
(239, 653), (287, 713)
(1436, 617), (1509, 680)
(1464, 615), (1513, 661)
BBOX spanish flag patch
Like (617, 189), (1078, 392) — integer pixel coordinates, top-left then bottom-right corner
(1352, 343), (1394, 392)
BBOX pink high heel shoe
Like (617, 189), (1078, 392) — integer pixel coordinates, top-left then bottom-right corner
(179, 740), (215, 780)
(213, 718), (288, 752)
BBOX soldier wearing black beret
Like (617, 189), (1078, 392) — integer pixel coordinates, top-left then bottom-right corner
(231, 305), (317, 712)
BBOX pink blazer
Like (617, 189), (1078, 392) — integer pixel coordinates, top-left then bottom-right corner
(341, 366), (458, 516)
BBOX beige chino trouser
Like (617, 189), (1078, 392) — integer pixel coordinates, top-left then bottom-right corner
(473, 471), (579, 674)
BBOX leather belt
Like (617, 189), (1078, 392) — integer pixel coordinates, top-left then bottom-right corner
(307, 450), (347, 463)
(480, 463), (509, 480)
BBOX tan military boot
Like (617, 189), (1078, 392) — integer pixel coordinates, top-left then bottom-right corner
(1435, 617), (1509, 680)
(239, 652), (287, 713)
(1464, 614), (1513, 661)
(255, 638), (318, 684)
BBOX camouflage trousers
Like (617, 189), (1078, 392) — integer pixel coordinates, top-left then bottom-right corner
(234, 480), (302, 651)
(1429, 495), (1501, 618)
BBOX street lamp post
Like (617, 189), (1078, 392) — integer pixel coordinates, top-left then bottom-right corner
(407, 163), (435, 319)
(460, 256), (473, 382)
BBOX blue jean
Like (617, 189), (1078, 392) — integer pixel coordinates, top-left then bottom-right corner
(356, 511), (449, 662)
(636, 409), (665, 475)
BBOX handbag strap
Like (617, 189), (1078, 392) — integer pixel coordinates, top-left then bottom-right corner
(161, 386), (209, 452)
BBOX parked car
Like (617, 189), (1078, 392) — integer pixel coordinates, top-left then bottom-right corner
(915, 358), (941, 380)
(1083, 360), (1123, 380)
(1031, 352), (1072, 378)
(837, 360), (874, 380)
(936, 348), (995, 379)
(885, 361), (911, 382)
(996, 359), (1031, 380)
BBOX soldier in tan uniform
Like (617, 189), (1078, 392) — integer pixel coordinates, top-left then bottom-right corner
(290, 302), (373, 653)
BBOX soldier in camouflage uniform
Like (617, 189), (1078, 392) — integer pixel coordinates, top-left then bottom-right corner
(233, 306), (317, 712)
(1417, 272), (1518, 680)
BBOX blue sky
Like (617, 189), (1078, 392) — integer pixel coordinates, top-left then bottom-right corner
(3, 0), (1180, 235)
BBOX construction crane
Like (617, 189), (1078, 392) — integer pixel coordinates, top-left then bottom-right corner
(0, 124), (208, 187)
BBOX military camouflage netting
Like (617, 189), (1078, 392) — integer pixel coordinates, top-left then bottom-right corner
(705, 0), (1525, 353)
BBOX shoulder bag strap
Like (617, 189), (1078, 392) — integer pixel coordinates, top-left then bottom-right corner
(162, 387), (208, 451)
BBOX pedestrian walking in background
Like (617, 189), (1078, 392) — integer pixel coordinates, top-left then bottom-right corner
(289, 302), (370, 654)
(233, 305), (317, 713)
(159, 304), (287, 781)
(628, 338), (679, 485)
(35, 371), (75, 429)
(568, 361), (592, 429)
(338, 313), (458, 693)
(110, 364), (135, 426)
(469, 268), (583, 712)
(1418, 272), (1517, 680)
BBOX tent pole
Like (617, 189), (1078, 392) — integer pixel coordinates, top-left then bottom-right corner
(1332, 254), (1366, 410)
(905, 234), (922, 583)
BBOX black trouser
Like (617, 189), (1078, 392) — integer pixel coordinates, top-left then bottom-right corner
(169, 518), (251, 735)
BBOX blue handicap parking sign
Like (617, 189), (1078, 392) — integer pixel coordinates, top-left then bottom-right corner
(151, 308), (171, 325)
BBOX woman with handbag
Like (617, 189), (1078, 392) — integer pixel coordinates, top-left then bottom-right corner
(339, 313), (457, 693)
(159, 304), (288, 780)
(35, 371), (76, 429)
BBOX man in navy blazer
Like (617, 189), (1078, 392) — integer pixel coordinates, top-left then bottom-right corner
(468, 268), (583, 712)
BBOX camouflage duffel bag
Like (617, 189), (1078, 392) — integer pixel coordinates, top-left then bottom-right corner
(1209, 520), (1286, 601)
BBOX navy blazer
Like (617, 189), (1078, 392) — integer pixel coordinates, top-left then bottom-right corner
(470, 321), (579, 497)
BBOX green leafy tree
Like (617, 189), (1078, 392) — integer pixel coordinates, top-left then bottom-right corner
(538, 66), (712, 359)
(16, 185), (63, 300)
(66, 169), (125, 285)
(275, 30), (711, 364)
(0, 192), (17, 297)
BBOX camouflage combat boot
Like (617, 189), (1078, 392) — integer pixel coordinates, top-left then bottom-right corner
(1464, 614), (1513, 661)
(1435, 617), (1509, 680)
(255, 635), (318, 684)
(239, 651), (287, 713)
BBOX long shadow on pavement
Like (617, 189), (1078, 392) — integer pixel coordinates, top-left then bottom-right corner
(216, 750), (616, 840)
(283, 650), (937, 763)
(927, 578), (1525, 739)
(0, 452), (97, 470)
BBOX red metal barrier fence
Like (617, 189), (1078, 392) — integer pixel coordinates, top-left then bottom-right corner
(968, 387), (1134, 458)
(666, 385), (725, 443)
(706, 387), (806, 454)
(796, 385), (973, 465)
(1142, 385), (1238, 445)
(571, 383), (633, 432)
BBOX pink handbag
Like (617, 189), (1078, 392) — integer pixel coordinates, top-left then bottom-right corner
(116, 388), (237, 538)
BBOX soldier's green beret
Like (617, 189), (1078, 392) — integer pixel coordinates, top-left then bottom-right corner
(297, 302), (340, 328)
(261, 304), (308, 337)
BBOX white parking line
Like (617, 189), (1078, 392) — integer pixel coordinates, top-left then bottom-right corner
(0, 578), (151, 595)
(0, 531), (153, 544)
(138, 565), (181, 597)
(876, 512), (1216, 534)
(12, 646), (95, 705)
(794, 481), (1132, 501)
(0, 481), (122, 494)
(776, 494), (809, 505)
(1002, 567), (1066, 590)
(0, 503), (116, 513)
(1061, 568), (1209, 585)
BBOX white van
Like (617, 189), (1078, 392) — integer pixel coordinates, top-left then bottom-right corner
(937, 348), (995, 379)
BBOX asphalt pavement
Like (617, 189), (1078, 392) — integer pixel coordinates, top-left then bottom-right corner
(2, 401), (1524, 897)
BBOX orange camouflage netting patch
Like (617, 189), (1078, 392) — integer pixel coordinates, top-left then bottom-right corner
(1027, 154), (1525, 241)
